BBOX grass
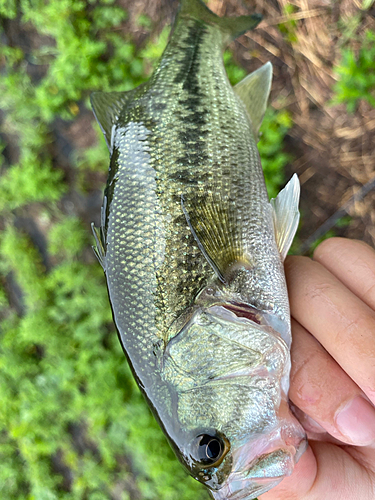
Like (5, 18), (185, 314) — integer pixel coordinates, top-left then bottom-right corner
(0, 1), (295, 498)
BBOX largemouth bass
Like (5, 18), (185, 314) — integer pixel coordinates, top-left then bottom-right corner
(91, 0), (307, 498)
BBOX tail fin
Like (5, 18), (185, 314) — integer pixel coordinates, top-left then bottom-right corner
(179, 0), (261, 40)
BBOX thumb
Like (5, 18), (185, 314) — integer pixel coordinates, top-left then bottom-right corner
(259, 445), (316, 500)
(260, 441), (374, 500)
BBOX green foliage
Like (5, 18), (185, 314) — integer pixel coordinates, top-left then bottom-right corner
(141, 27), (171, 70)
(75, 135), (109, 174)
(0, 223), (207, 500)
(224, 51), (247, 85)
(0, 155), (65, 212)
(290, 215), (352, 255)
(49, 217), (88, 258)
(258, 109), (293, 199)
(278, 3), (298, 44)
(332, 30), (375, 112)
(0, 1), (293, 498)
(0, 0), (17, 18)
(137, 13), (152, 29)
(361, 0), (374, 9)
(307, 229), (336, 254)
(335, 215), (352, 228)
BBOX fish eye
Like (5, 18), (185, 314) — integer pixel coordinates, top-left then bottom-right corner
(193, 433), (229, 467)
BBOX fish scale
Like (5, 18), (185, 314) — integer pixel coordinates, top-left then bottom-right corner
(106, 19), (285, 356)
(92, 1), (306, 498)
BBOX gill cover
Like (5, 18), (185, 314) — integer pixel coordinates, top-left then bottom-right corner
(161, 305), (307, 496)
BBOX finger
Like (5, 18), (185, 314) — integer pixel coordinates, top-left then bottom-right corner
(291, 405), (344, 444)
(291, 402), (346, 445)
(303, 441), (375, 499)
(259, 445), (317, 500)
(288, 319), (375, 446)
(260, 442), (375, 500)
(285, 256), (375, 411)
(314, 238), (375, 311)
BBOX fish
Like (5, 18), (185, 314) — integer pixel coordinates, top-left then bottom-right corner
(90, 0), (307, 498)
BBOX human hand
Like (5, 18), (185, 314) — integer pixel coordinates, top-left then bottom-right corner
(260, 237), (375, 500)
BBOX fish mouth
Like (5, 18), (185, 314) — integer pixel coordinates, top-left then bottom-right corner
(209, 437), (308, 500)
(222, 303), (262, 325)
(207, 303), (290, 347)
(209, 477), (283, 500)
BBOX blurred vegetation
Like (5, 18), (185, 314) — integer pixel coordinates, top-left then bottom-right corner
(332, 29), (375, 113)
(0, 1), (294, 499)
(278, 3), (298, 44)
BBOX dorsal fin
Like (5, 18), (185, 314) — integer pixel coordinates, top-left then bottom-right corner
(178, 0), (262, 42)
(234, 62), (272, 137)
(270, 174), (300, 261)
(181, 194), (249, 283)
(90, 88), (140, 151)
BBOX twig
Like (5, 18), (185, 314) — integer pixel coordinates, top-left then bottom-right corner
(261, 8), (326, 26)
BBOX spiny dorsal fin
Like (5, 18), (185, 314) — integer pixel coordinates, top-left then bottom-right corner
(270, 174), (300, 261)
(234, 62), (272, 137)
(181, 194), (249, 283)
(179, 0), (262, 42)
(90, 89), (140, 151)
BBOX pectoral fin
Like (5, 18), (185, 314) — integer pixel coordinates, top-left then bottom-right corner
(181, 194), (247, 283)
(271, 174), (300, 261)
(234, 62), (272, 137)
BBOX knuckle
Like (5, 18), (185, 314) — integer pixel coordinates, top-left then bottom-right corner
(290, 346), (325, 407)
(303, 280), (333, 302)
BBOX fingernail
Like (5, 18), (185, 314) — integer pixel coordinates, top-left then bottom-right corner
(335, 396), (375, 446)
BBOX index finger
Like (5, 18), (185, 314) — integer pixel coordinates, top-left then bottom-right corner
(284, 255), (375, 407)
(313, 238), (375, 311)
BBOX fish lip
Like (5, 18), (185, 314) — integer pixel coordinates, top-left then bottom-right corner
(208, 476), (284, 500)
(208, 436), (308, 500)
